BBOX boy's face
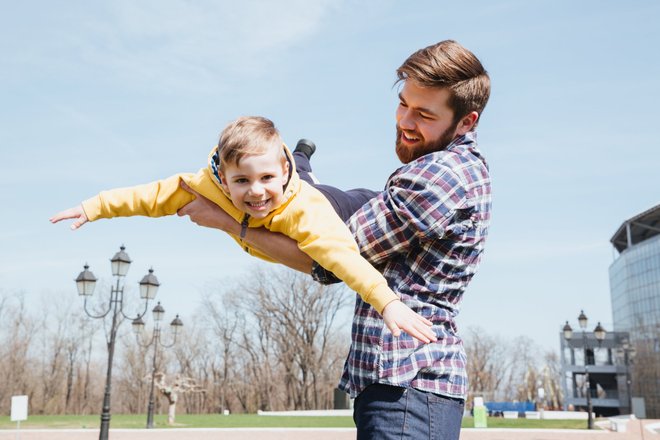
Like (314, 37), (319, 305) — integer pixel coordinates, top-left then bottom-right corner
(219, 145), (289, 219)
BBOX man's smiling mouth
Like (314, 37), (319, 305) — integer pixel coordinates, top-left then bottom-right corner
(401, 131), (420, 143)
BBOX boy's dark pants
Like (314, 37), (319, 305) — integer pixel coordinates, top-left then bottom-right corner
(293, 152), (379, 222)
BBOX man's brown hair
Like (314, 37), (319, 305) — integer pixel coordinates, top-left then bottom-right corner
(396, 40), (490, 126)
(217, 116), (283, 169)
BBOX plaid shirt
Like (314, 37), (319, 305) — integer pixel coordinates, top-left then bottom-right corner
(313, 131), (491, 399)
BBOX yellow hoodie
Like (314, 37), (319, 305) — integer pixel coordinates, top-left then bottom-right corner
(81, 145), (399, 313)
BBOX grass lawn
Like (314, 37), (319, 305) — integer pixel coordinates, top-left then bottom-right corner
(462, 416), (589, 430)
(0, 414), (591, 430)
(0, 414), (354, 429)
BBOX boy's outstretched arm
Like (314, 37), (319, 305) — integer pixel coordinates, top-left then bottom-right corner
(50, 205), (88, 230)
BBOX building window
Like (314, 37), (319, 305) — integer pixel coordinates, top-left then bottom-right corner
(585, 348), (595, 365)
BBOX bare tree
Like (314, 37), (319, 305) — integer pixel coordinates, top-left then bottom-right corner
(34, 295), (100, 414)
(0, 292), (38, 413)
(115, 333), (151, 413)
(201, 292), (240, 414)
(503, 336), (541, 402)
(241, 268), (350, 410)
(154, 373), (204, 424)
(3, 280), (576, 416)
(198, 266), (351, 412)
(540, 351), (563, 409)
(37, 303), (67, 414)
(171, 321), (214, 414)
(464, 327), (562, 408)
(464, 326), (511, 403)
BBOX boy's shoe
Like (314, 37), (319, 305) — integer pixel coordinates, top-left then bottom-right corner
(294, 139), (316, 160)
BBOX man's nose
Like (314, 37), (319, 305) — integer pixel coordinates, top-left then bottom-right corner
(397, 108), (415, 130)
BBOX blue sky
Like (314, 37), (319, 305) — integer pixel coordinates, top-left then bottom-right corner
(1, 1), (658, 352)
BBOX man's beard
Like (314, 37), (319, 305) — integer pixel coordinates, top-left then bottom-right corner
(395, 124), (458, 164)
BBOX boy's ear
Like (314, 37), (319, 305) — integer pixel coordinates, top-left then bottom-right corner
(283, 160), (290, 181)
(218, 171), (230, 192)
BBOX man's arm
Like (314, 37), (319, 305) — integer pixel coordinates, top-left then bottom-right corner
(243, 227), (313, 273)
(177, 181), (313, 273)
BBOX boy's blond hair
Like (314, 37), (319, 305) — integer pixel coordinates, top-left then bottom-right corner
(217, 116), (284, 170)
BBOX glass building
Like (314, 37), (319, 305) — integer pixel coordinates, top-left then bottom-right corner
(609, 203), (660, 418)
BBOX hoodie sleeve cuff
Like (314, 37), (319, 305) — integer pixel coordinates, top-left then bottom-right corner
(366, 284), (400, 315)
(81, 195), (103, 222)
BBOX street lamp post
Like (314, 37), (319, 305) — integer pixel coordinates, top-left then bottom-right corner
(562, 310), (606, 430)
(132, 302), (183, 429)
(75, 246), (160, 440)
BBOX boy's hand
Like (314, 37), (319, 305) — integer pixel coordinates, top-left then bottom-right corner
(50, 205), (88, 230)
(382, 300), (437, 344)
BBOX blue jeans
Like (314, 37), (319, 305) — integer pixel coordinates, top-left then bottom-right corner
(353, 384), (464, 440)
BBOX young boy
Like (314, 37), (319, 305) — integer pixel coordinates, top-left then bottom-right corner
(51, 116), (436, 343)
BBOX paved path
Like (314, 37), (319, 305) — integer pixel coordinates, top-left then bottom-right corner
(0, 428), (350, 440)
(0, 420), (657, 440)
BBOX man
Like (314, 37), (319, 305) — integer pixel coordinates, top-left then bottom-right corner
(179, 39), (491, 439)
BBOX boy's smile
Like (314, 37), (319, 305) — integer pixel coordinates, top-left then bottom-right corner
(219, 146), (289, 219)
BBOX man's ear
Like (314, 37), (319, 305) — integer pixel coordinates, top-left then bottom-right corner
(454, 111), (479, 136)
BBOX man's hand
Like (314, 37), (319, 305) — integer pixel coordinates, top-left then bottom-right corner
(382, 300), (437, 344)
(50, 205), (88, 230)
(177, 180), (239, 234)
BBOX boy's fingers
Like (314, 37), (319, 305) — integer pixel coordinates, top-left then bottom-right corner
(420, 324), (437, 342)
(71, 218), (85, 230)
(384, 318), (402, 338)
(414, 319), (437, 342)
(51, 205), (86, 230)
(49, 211), (72, 223)
(405, 323), (430, 344)
(401, 319), (436, 344)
